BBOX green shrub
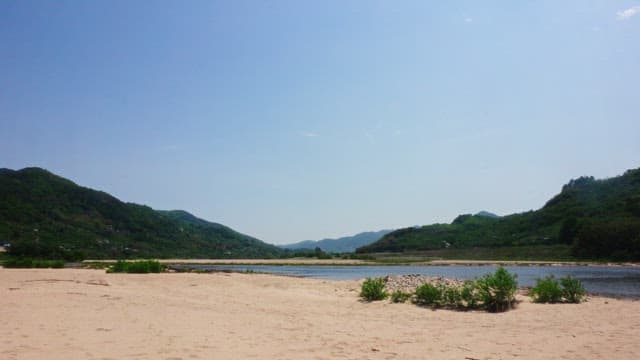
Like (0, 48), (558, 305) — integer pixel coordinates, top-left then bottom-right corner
(442, 285), (464, 308)
(35, 259), (65, 268)
(107, 260), (164, 273)
(405, 268), (518, 312)
(414, 283), (444, 307)
(3, 257), (33, 268)
(531, 275), (563, 303)
(560, 276), (586, 303)
(476, 267), (518, 312)
(390, 290), (411, 303)
(108, 259), (127, 273)
(360, 278), (388, 301)
(125, 260), (159, 273)
(531, 275), (586, 303)
(460, 281), (481, 309)
(2, 257), (65, 268)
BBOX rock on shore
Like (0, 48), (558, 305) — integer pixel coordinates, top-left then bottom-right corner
(383, 274), (464, 293)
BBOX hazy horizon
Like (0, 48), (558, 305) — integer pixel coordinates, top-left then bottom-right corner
(2, 1), (639, 244)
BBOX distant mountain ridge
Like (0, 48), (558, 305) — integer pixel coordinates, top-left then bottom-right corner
(0, 167), (283, 259)
(357, 168), (640, 261)
(280, 229), (392, 253)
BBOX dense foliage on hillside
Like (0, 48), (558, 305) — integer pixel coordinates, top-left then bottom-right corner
(0, 168), (283, 259)
(357, 168), (640, 261)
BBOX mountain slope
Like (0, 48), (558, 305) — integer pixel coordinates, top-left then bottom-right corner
(0, 167), (283, 259)
(280, 229), (392, 253)
(357, 168), (640, 260)
(475, 211), (500, 218)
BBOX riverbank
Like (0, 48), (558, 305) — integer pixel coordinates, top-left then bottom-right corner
(2, 268), (639, 359)
(82, 258), (639, 267)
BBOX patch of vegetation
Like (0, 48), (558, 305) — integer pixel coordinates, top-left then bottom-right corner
(2, 257), (65, 268)
(315, 253), (333, 260)
(560, 276), (586, 303)
(363, 245), (575, 263)
(531, 275), (586, 303)
(475, 267), (518, 312)
(410, 268), (517, 312)
(360, 277), (388, 301)
(277, 247), (339, 260)
(344, 253), (376, 261)
(459, 281), (481, 309)
(413, 283), (474, 309)
(106, 260), (164, 273)
(418, 245), (572, 261)
(530, 275), (563, 303)
(414, 283), (444, 307)
(390, 290), (412, 303)
(442, 286), (464, 308)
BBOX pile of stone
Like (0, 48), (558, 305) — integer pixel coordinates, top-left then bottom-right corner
(383, 274), (465, 293)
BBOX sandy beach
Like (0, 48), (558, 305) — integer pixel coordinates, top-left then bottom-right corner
(2, 268), (639, 360)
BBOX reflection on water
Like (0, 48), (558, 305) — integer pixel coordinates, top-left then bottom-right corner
(179, 264), (640, 298)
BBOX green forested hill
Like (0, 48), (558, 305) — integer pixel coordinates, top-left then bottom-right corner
(357, 168), (640, 260)
(0, 167), (283, 259)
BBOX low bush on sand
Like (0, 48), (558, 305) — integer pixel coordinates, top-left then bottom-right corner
(390, 290), (412, 303)
(532, 275), (586, 304)
(107, 260), (164, 273)
(414, 283), (444, 307)
(460, 280), (481, 309)
(410, 267), (517, 312)
(560, 276), (586, 303)
(360, 277), (388, 301)
(531, 275), (563, 303)
(475, 266), (518, 312)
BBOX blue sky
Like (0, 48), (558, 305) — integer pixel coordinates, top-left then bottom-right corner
(1, 1), (639, 244)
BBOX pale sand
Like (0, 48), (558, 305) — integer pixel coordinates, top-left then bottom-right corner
(1, 269), (639, 360)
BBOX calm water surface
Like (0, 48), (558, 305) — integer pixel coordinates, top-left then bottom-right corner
(180, 264), (640, 298)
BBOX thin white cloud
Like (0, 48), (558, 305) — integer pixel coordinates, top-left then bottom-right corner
(465, 17), (473, 23)
(364, 131), (375, 144)
(363, 122), (386, 144)
(300, 131), (318, 138)
(617, 5), (640, 20)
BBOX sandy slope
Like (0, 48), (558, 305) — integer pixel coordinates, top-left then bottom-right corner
(1, 269), (639, 360)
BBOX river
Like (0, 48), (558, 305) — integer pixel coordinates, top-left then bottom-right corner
(177, 264), (640, 298)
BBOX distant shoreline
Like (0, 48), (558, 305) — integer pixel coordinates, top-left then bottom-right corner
(82, 258), (640, 267)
